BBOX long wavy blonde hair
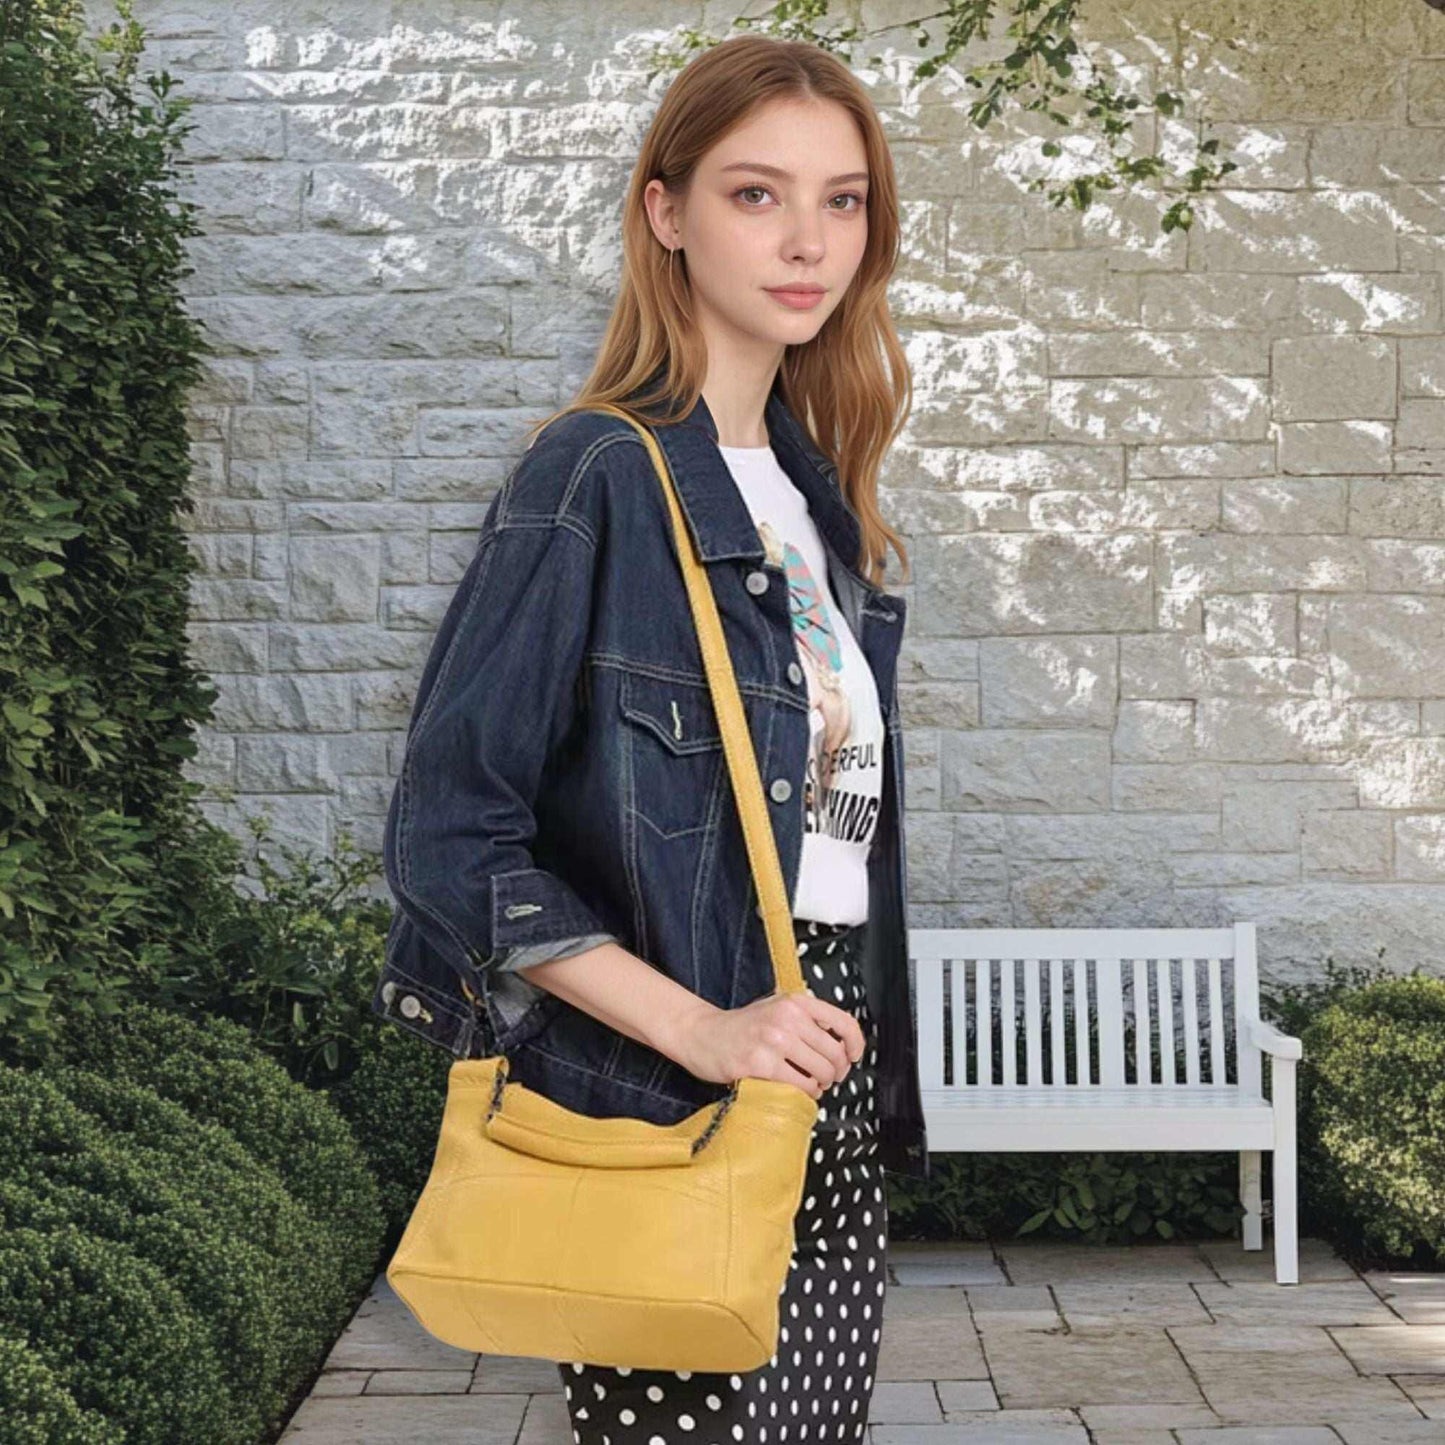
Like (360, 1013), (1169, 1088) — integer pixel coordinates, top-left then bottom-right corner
(524, 34), (912, 589)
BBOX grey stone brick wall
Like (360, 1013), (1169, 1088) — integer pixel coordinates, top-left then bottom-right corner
(104, 0), (1445, 979)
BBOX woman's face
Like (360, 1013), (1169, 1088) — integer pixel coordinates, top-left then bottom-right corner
(647, 95), (871, 352)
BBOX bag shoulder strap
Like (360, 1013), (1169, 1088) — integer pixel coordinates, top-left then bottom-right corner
(587, 403), (805, 997)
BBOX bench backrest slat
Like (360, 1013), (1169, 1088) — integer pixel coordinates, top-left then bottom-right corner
(910, 923), (1258, 1092)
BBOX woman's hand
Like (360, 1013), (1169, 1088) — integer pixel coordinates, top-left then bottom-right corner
(669, 990), (866, 1100)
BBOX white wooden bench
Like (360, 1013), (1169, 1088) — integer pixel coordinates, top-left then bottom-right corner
(909, 922), (1301, 1284)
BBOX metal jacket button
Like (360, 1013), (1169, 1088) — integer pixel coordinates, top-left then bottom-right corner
(745, 570), (769, 595)
(787, 661), (803, 685)
(399, 994), (422, 1019)
(381, 981), (396, 1005)
(770, 778), (792, 803)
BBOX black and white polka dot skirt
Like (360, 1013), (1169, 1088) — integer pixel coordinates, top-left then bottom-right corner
(558, 915), (887, 1445)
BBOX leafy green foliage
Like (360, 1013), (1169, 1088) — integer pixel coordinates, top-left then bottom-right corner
(0, 1000), (387, 1443)
(0, 1328), (121, 1445)
(138, 808), (397, 1087)
(0, 0), (217, 1054)
(330, 1021), (454, 1245)
(643, 0), (1238, 234)
(1298, 973), (1445, 1268)
(46, 998), (388, 1266)
(0, 1223), (224, 1445)
(888, 1148), (1244, 1244)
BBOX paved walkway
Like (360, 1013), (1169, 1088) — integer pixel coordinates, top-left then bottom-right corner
(281, 1236), (1445, 1443)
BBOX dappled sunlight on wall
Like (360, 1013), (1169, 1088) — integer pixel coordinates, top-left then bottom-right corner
(122, 0), (1445, 979)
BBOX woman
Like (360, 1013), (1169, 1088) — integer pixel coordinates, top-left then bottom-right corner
(374, 31), (928, 1445)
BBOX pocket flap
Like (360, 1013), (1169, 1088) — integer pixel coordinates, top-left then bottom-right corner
(619, 671), (722, 755)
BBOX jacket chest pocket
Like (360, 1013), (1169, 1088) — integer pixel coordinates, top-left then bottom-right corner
(619, 670), (726, 839)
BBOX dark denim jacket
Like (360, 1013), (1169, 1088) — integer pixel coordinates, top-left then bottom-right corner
(372, 368), (930, 1182)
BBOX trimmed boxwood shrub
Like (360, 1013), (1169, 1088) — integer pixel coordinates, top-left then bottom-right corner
(329, 1021), (452, 1240)
(1299, 973), (1445, 1267)
(0, 1222), (225, 1445)
(0, 1065), (346, 1439)
(0, 1326), (121, 1445)
(0, 999), (388, 1442)
(49, 1000), (385, 1287)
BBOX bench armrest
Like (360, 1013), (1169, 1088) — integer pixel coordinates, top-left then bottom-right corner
(1244, 1016), (1302, 1061)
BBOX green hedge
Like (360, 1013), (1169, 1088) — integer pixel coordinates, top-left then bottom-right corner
(330, 1020), (452, 1242)
(0, 1002), (386, 1443)
(49, 1000), (385, 1270)
(0, 1327), (120, 1445)
(1, 0), (219, 1058)
(1300, 973), (1445, 1267)
(0, 1221), (225, 1445)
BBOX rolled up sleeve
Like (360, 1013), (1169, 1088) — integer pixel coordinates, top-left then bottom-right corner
(491, 931), (617, 974)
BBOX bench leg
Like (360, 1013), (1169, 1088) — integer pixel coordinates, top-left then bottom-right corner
(1272, 1056), (1299, 1286)
(1239, 1150), (1263, 1251)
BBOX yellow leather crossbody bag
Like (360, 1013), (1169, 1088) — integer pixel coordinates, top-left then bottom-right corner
(385, 403), (820, 1372)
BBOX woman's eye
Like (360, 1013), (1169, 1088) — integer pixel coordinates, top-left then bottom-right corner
(732, 185), (867, 211)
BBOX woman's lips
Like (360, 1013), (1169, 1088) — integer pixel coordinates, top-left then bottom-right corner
(765, 288), (825, 310)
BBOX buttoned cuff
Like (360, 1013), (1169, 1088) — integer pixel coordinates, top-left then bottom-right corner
(476, 866), (614, 967)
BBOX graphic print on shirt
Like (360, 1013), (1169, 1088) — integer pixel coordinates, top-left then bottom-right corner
(758, 520), (879, 848)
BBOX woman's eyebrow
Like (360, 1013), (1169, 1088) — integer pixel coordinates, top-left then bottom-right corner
(719, 161), (869, 185)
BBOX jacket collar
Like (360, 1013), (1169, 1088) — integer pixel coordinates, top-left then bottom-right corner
(623, 364), (867, 581)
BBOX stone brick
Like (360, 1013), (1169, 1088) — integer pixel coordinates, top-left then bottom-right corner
(941, 732), (1113, 811)
(1301, 808), (1392, 877)
(1050, 378), (1269, 443)
(1278, 420), (1392, 474)
(978, 637), (1117, 727)
(1203, 593), (1297, 655)
(1272, 335), (1396, 420)
(1296, 273), (1441, 334)
(289, 536), (382, 622)
(920, 534), (1154, 635)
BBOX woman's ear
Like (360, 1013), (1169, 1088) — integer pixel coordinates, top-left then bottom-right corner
(643, 177), (684, 252)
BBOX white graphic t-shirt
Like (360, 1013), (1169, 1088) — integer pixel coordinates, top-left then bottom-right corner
(717, 442), (884, 926)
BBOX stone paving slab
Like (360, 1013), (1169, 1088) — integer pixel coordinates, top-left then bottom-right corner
(1191, 1279), (1399, 1327)
(1168, 1321), (1424, 1425)
(866, 1381), (944, 1423)
(1398, 1376), (1445, 1417)
(871, 1411), (1089, 1441)
(1079, 1401), (1222, 1433)
(876, 1313), (990, 1380)
(1175, 1429), (1342, 1442)
(282, 1392), (527, 1442)
(321, 1283), (476, 1372)
(306, 1369), (364, 1397)
(996, 1240), (1219, 1285)
(889, 1242), (1007, 1287)
(881, 1282), (986, 1319)
(472, 1355), (574, 1394)
(934, 1379), (1001, 1412)
(1052, 1281), (1215, 1327)
(1090, 1432), (1183, 1444)
(1333, 1421), (1445, 1443)
(948, 1282), (1057, 1320)
(281, 1238), (1445, 1442)
(1195, 1237), (1360, 1284)
(1362, 1273), (1445, 1326)
(980, 1320), (1204, 1410)
(1327, 1323), (1445, 1376)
